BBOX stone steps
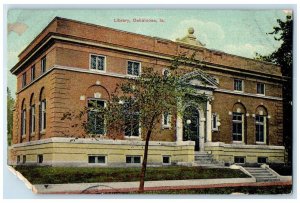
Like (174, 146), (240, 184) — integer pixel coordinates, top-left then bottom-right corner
(244, 167), (280, 182)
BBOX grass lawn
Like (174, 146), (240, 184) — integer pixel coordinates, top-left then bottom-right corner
(141, 185), (292, 194)
(14, 166), (249, 184)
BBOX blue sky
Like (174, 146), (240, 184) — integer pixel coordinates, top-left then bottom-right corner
(7, 9), (288, 96)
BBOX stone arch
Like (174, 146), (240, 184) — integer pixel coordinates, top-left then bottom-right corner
(255, 105), (268, 116)
(85, 84), (110, 100)
(232, 102), (246, 114)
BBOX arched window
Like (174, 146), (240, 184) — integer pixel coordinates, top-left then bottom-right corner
(87, 98), (105, 135)
(21, 99), (26, 137)
(30, 93), (36, 134)
(255, 106), (268, 144)
(232, 103), (246, 143)
(39, 88), (46, 132)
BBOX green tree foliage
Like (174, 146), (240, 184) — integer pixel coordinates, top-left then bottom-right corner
(255, 15), (293, 76)
(7, 87), (15, 146)
(255, 15), (293, 163)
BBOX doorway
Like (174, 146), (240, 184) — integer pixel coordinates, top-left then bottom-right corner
(183, 106), (200, 151)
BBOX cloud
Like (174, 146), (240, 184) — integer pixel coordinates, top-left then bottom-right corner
(170, 19), (225, 47)
(222, 43), (274, 58)
(8, 22), (28, 36)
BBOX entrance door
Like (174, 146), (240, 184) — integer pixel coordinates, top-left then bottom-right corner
(183, 106), (200, 151)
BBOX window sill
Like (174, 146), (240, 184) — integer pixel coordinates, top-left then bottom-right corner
(162, 125), (171, 129)
(21, 135), (26, 139)
(256, 142), (266, 145)
(90, 68), (106, 73)
(88, 163), (107, 166)
(40, 130), (46, 135)
(30, 133), (36, 137)
(124, 136), (141, 140)
(232, 141), (244, 144)
(233, 90), (244, 93)
(126, 163), (141, 166)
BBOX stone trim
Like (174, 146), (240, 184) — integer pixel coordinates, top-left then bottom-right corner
(215, 88), (282, 101)
(11, 137), (195, 148)
(205, 142), (285, 150)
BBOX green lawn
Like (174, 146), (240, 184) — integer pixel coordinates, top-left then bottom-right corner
(14, 166), (249, 184)
(141, 185), (292, 194)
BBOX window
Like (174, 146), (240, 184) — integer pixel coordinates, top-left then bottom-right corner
(22, 155), (26, 164)
(126, 156), (141, 164)
(212, 113), (218, 131)
(17, 156), (20, 164)
(256, 115), (266, 143)
(37, 154), (43, 163)
(162, 112), (171, 128)
(88, 155), (106, 164)
(232, 112), (243, 142)
(234, 156), (245, 164)
(124, 101), (139, 137)
(87, 99), (105, 134)
(41, 57), (46, 73)
(22, 72), (26, 88)
(40, 100), (46, 131)
(30, 104), (35, 134)
(257, 83), (265, 95)
(90, 54), (105, 71)
(234, 79), (243, 91)
(21, 104), (26, 136)
(127, 61), (141, 76)
(31, 65), (36, 81)
(257, 157), (267, 164)
(162, 156), (171, 165)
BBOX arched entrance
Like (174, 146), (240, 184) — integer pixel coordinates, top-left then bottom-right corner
(183, 106), (200, 151)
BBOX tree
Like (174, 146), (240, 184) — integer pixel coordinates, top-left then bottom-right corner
(62, 54), (207, 192)
(7, 87), (15, 146)
(255, 15), (293, 163)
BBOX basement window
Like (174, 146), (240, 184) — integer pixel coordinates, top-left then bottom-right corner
(126, 156), (141, 164)
(234, 156), (245, 164)
(22, 155), (26, 164)
(162, 156), (171, 165)
(257, 157), (267, 164)
(17, 156), (20, 164)
(88, 155), (106, 164)
(37, 154), (43, 164)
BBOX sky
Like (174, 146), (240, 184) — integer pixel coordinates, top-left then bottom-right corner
(6, 9), (289, 96)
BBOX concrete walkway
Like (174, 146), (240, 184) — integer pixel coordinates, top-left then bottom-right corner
(33, 177), (292, 194)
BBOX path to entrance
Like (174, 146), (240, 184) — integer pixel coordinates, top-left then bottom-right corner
(33, 177), (292, 194)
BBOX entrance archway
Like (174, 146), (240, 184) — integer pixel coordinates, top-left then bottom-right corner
(183, 106), (200, 151)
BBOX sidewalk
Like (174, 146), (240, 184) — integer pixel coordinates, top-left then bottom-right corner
(33, 177), (292, 194)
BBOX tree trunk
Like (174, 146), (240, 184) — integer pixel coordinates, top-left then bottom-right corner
(138, 128), (152, 193)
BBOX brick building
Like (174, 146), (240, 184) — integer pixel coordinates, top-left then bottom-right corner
(9, 17), (285, 167)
